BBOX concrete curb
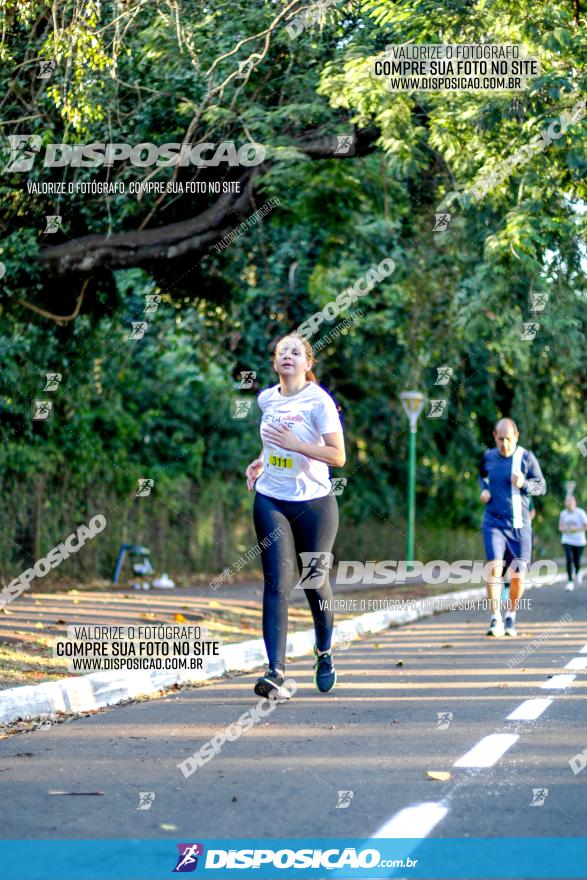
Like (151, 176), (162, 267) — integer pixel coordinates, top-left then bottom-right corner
(0, 579), (557, 726)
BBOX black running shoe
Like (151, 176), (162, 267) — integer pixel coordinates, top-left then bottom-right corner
(253, 668), (291, 700)
(313, 645), (337, 693)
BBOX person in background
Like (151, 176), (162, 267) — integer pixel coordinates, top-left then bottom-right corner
(559, 495), (587, 591)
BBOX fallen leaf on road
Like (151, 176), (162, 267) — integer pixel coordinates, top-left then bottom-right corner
(372, 643), (382, 649)
(173, 613), (187, 622)
(160, 824), (177, 831)
(34, 622), (44, 629)
(441, 644), (453, 648)
(426, 771), (451, 781)
(140, 613), (156, 619)
(395, 660), (403, 667)
(209, 601), (222, 608)
(55, 619), (67, 625)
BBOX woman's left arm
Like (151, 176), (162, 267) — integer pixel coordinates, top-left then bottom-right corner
(260, 424), (346, 468)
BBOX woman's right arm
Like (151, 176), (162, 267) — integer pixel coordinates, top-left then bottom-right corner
(245, 451), (264, 492)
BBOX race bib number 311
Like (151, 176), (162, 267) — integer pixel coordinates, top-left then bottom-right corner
(268, 453), (293, 469)
(265, 447), (300, 476)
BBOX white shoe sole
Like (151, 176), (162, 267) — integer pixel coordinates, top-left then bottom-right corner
(254, 679), (292, 701)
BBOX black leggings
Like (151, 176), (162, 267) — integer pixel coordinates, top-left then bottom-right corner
(564, 544), (583, 580)
(253, 490), (339, 672)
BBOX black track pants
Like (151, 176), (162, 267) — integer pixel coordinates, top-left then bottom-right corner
(564, 543), (583, 580)
(253, 490), (339, 672)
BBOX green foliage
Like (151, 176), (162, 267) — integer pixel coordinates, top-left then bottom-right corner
(0, 1), (585, 579)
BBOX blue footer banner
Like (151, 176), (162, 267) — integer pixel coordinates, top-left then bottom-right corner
(1, 837), (586, 879)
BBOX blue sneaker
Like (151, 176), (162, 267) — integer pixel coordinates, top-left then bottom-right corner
(504, 616), (517, 637)
(313, 645), (337, 693)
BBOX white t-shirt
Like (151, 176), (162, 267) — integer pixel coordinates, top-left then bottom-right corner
(559, 508), (587, 546)
(254, 382), (343, 501)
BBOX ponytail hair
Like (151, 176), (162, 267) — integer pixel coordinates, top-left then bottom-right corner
(274, 332), (318, 383)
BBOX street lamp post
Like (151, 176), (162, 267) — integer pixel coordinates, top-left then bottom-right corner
(400, 391), (426, 564)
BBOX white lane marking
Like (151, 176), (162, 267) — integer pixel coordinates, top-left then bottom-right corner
(506, 698), (553, 721)
(453, 734), (519, 768)
(540, 674), (576, 690)
(579, 644), (587, 654)
(372, 802), (448, 838)
(565, 658), (587, 670)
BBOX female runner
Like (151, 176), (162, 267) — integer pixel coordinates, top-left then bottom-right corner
(245, 332), (345, 699)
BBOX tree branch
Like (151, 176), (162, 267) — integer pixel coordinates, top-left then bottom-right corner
(37, 128), (378, 277)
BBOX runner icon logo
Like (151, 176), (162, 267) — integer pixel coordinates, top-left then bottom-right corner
(294, 552), (334, 590)
(428, 399), (447, 418)
(136, 479), (155, 497)
(436, 712), (453, 729)
(173, 843), (204, 872)
(137, 791), (155, 810)
(44, 373), (62, 391)
(238, 371), (257, 389)
(333, 134), (355, 155)
(433, 212), (451, 231)
(330, 477), (347, 496)
(231, 398), (253, 419)
(336, 790), (354, 808)
(44, 215), (62, 233)
(37, 59), (56, 78)
(435, 366), (453, 385)
(31, 400), (53, 421)
(530, 787), (548, 806)
(530, 293), (549, 312)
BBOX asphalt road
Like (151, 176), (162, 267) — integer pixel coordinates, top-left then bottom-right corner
(1, 582), (585, 854)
